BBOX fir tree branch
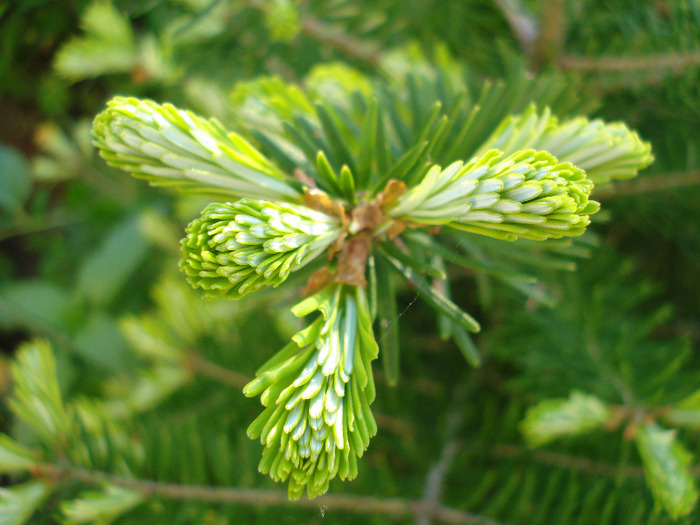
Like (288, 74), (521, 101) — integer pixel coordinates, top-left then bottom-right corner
(184, 353), (418, 436)
(33, 462), (506, 525)
(594, 170), (700, 199)
(558, 51), (700, 74)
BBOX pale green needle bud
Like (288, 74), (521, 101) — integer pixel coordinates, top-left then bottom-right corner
(0, 435), (39, 475)
(93, 97), (301, 202)
(477, 106), (654, 185)
(10, 340), (71, 446)
(0, 481), (51, 525)
(180, 199), (342, 299)
(61, 484), (145, 525)
(244, 285), (378, 498)
(263, 0), (301, 42)
(521, 391), (612, 447)
(635, 422), (698, 519)
(387, 149), (599, 241)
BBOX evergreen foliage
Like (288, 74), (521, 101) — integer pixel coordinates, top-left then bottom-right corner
(245, 284), (378, 499)
(180, 199), (342, 299)
(88, 56), (651, 499)
(1, 0), (699, 523)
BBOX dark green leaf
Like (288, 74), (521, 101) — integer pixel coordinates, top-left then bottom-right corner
(635, 422), (698, 519)
(404, 233), (537, 282)
(376, 255), (399, 386)
(380, 241), (446, 280)
(521, 391), (612, 447)
(372, 141), (428, 194)
(339, 165), (356, 203)
(356, 98), (378, 189)
(73, 312), (133, 371)
(0, 145), (31, 215)
(452, 323), (481, 367)
(0, 281), (76, 332)
(315, 151), (343, 196)
(380, 247), (480, 333)
(314, 102), (357, 176)
(77, 214), (149, 307)
(374, 103), (392, 178)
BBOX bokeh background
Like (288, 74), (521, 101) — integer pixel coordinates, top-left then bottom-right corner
(1, 1), (700, 523)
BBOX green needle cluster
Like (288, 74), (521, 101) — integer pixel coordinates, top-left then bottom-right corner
(89, 60), (654, 500)
(180, 199), (342, 299)
(477, 106), (654, 184)
(93, 97), (300, 202)
(244, 285), (378, 498)
(387, 149), (599, 241)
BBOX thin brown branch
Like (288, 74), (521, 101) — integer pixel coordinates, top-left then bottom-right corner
(675, 321), (700, 342)
(534, 0), (566, 69)
(493, 0), (537, 57)
(34, 462), (504, 525)
(239, 0), (381, 65)
(418, 383), (472, 525)
(419, 441), (465, 525)
(559, 50), (700, 74)
(489, 443), (644, 478)
(187, 353), (251, 389)
(186, 356), (417, 435)
(0, 213), (79, 242)
(594, 170), (700, 199)
(515, 442), (700, 479)
(374, 369), (445, 397)
(373, 411), (417, 436)
(300, 16), (382, 66)
(583, 325), (635, 406)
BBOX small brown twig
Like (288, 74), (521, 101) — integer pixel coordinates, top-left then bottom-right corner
(239, 0), (382, 65)
(558, 50), (700, 74)
(493, 0), (538, 58)
(187, 353), (251, 389)
(33, 462), (505, 525)
(300, 16), (382, 66)
(594, 170), (700, 199)
(488, 443), (644, 478)
(418, 381), (475, 525)
(533, 0), (567, 70)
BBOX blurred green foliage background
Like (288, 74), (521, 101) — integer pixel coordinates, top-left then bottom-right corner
(1, 0), (700, 523)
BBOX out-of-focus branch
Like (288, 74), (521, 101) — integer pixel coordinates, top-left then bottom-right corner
(187, 353), (251, 388)
(239, 0), (382, 65)
(493, 0), (538, 57)
(559, 51), (700, 74)
(300, 15), (382, 65)
(0, 212), (78, 242)
(418, 382), (473, 525)
(533, 0), (566, 69)
(595, 170), (700, 199)
(489, 443), (644, 478)
(34, 462), (506, 525)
